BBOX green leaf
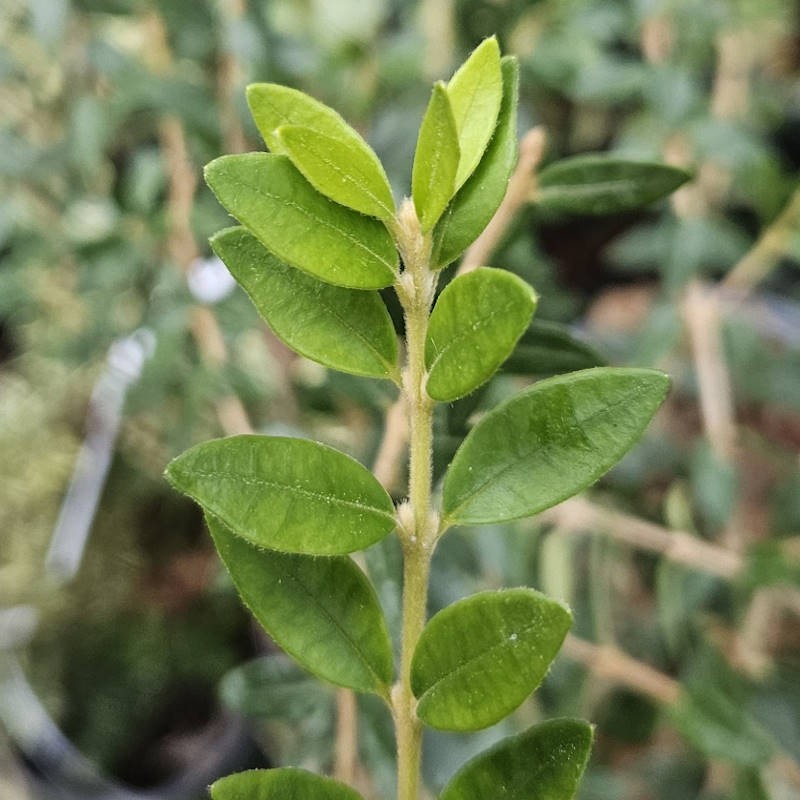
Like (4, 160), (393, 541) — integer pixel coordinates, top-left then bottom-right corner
(208, 516), (393, 693)
(204, 153), (397, 289)
(447, 36), (504, 190)
(276, 125), (395, 220)
(425, 268), (537, 402)
(211, 227), (399, 380)
(432, 56), (519, 269)
(503, 320), (606, 376)
(219, 654), (332, 720)
(439, 719), (593, 800)
(211, 768), (365, 800)
(411, 588), (571, 731)
(536, 155), (691, 216)
(442, 368), (669, 526)
(165, 435), (395, 555)
(247, 82), (378, 161)
(412, 82), (460, 232)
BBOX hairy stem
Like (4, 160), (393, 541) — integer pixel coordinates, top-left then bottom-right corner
(392, 201), (438, 800)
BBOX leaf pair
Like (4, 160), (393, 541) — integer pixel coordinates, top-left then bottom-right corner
(211, 720), (592, 799)
(206, 76), (400, 293)
(412, 37), (505, 232)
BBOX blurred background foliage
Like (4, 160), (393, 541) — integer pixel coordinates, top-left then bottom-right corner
(1, 0), (800, 798)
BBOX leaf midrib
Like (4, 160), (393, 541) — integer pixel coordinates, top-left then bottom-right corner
(444, 381), (651, 521)
(187, 468), (395, 524)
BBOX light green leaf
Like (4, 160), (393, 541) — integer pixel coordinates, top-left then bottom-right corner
(536, 156), (691, 215)
(412, 82), (460, 232)
(411, 588), (571, 731)
(248, 82), (366, 155)
(447, 36), (504, 190)
(425, 268), (537, 402)
(165, 435), (395, 555)
(503, 319), (606, 376)
(204, 153), (397, 289)
(211, 227), (399, 380)
(432, 56), (519, 269)
(211, 768), (365, 800)
(208, 515), (393, 693)
(276, 125), (395, 220)
(442, 368), (669, 525)
(439, 719), (593, 800)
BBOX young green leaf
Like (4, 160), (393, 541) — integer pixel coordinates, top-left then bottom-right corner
(439, 719), (594, 800)
(276, 125), (395, 220)
(211, 768), (365, 800)
(211, 227), (399, 381)
(432, 56), (519, 269)
(425, 268), (537, 402)
(442, 368), (670, 526)
(536, 155), (692, 215)
(165, 435), (395, 555)
(411, 588), (571, 731)
(503, 319), (606, 376)
(246, 85), (390, 211)
(208, 515), (394, 693)
(412, 82), (460, 232)
(204, 153), (397, 289)
(447, 36), (504, 190)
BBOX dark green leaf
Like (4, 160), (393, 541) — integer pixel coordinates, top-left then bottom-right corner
(211, 768), (365, 800)
(442, 368), (669, 525)
(209, 515), (394, 693)
(439, 719), (593, 800)
(536, 156), (691, 215)
(432, 57), (519, 270)
(412, 82), (460, 232)
(425, 268), (537, 402)
(447, 36), (504, 190)
(503, 320), (606, 376)
(276, 124), (394, 220)
(211, 227), (399, 380)
(411, 588), (571, 730)
(165, 435), (395, 555)
(204, 153), (397, 289)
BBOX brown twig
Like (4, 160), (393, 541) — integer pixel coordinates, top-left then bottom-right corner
(372, 397), (408, 494)
(457, 126), (547, 275)
(540, 496), (743, 580)
(563, 634), (681, 705)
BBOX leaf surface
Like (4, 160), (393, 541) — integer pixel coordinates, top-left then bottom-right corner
(503, 319), (605, 376)
(432, 56), (519, 269)
(442, 368), (669, 525)
(536, 156), (691, 215)
(211, 768), (365, 800)
(205, 153), (397, 289)
(412, 83), (460, 232)
(439, 719), (593, 800)
(212, 227), (398, 380)
(411, 588), (571, 730)
(208, 515), (393, 693)
(447, 37), (504, 190)
(425, 268), (536, 401)
(165, 435), (395, 555)
(276, 125), (394, 219)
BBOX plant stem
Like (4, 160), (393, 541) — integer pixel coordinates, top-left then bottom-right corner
(392, 201), (438, 800)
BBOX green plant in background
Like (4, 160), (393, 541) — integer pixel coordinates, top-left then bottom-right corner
(165, 38), (685, 800)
